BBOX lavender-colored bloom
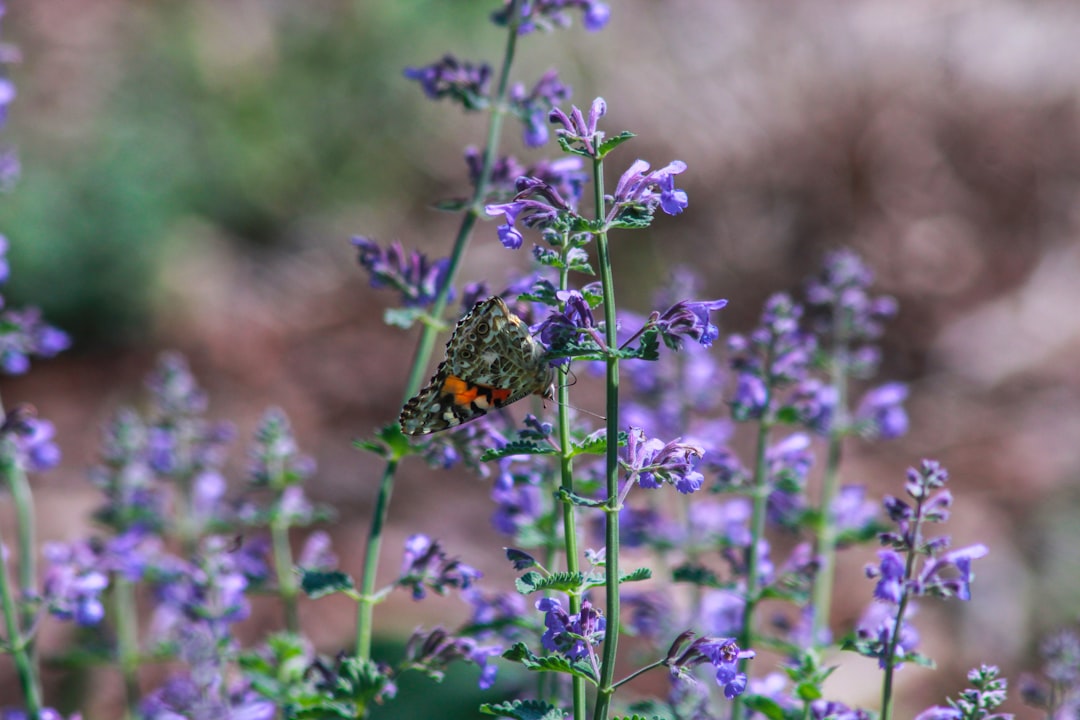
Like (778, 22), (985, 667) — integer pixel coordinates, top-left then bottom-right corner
(622, 591), (668, 641)
(685, 499), (752, 548)
(609, 158), (689, 221)
(831, 484), (877, 535)
(731, 372), (768, 421)
(102, 529), (162, 582)
(916, 544), (988, 601)
(855, 382), (909, 439)
(484, 176), (571, 249)
(537, 289), (595, 350)
(146, 352), (208, 417)
(398, 535), (482, 600)
(810, 700), (872, 720)
(1, 711), (82, 720)
(0, 307), (71, 375)
(352, 236), (451, 308)
(867, 549), (906, 603)
(404, 55), (492, 109)
(492, 0), (611, 34)
(791, 378), (839, 434)
(805, 249), (898, 343)
(855, 598), (921, 670)
(247, 407), (315, 488)
(509, 69), (570, 147)
(537, 597), (606, 661)
(549, 97), (606, 155)
(42, 541), (109, 626)
(490, 464), (544, 536)
(699, 590), (746, 637)
(464, 148), (526, 197)
(464, 588), (528, 643)
(655, 299), (727, 349)
(622, 427), (705, 495)
(665, 634), (754, 699)
(527, 156), (588, 210)
(298, 530), (337, 571)
(5, 413), (61, 472)
(403, 627), (504, 690)
(141, 673), (275, 720)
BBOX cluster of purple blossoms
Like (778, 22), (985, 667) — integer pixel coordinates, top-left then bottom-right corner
(1020, 629), (1080, 716)
(352, 236), (451, 309)
(40, 541), (109, 626)
(403, 626), (504, 691)
(490, 0), (611, 35)
(622, 427), (705, 495)
(664, 632), (754, 700)
(398, 534), (483, 601)
(537, 597), (606, 663)
(857, 461), (987, 669)
(3, 406), (61, 473)
(404, 55), (492, 109)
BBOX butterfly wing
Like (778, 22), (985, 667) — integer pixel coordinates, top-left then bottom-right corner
(398, 297), (551, 436)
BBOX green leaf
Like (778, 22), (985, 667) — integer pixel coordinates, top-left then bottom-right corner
(740, 694), (791, 720)
(503, 643), (598, 683)
(300, 569), (356, 599)
(794, 681), (823, 701)
(596, 131), (636, 159)
(479, 699), (567, 720)
(482, 441), (558, 462)
(384, 306), (426, 329)
(555, 488), (606, 508)
(774, 406), (802, 425)
(432, 197), (469, 212)
(565, 247), (594, 275)
(672, 563), (721, 588)
(515, 570), (586, 595)
(534, 246), (566, 269)
(619, 567), (652, 583)
(556, 135), (591, 159)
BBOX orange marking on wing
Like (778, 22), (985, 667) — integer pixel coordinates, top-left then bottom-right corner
(442, 375), (479, 406)
(490, 387), (512, 403)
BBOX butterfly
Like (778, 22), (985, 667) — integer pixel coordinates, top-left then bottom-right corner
(399, 296), (554, 435)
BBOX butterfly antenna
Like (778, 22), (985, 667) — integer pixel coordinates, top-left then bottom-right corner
(544, 370), (606, 421)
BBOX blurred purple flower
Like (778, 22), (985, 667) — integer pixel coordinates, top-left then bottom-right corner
(352, 236), (451, 308)
(404, 55), (492, 109)
(398, 535), (482, 600)
(609, 157), (689, 220)
(492, 0), (611, 34)
(298, 530), (337, 571)
(42, 541), (109, 626)
(403, 626), (504, 690)
(248, 407), (315, 489)
(509, 69), (571, 147)
(665, 634), (753, 699)
(0, 306), (70, 375)
(855, 382), (909, 439)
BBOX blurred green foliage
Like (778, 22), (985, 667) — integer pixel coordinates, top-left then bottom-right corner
(0, 1), (495, 347)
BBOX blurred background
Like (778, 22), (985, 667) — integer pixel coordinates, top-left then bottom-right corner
(2, 0), (1080, 717)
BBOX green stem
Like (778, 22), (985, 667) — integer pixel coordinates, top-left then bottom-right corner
(881, 505), (921, 720)
(592, 155), (621, 720)
(732, 411), (772, 720)
(7, 460), (37, 640)
(810, 335), (850, 647)
(271, 516), (300, 633)
(0, 507), (43, 718)
(356, 458), (396, 658)
(114, 575), (141, 719)
(556, 247), (587, 719)
(355, 1), (523, 660)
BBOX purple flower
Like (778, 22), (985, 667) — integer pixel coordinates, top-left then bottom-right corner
(247, 407), (315, 489)
(352, 236), (451, 307)
(492, 1), (611, 35)
(656, 299), (727, 349)
(490, 464), (544, 535)
(404, 55), (492, 109)
(403, 627), (504, 690)
(622, 591), (668, 641)
(699, 590), (746, 637)
(916, 544), (988, 601)
(855, 382), (909, 439)
(622, 427), (705, 495)
(484, 177), (571, 249)
(398, 535), (482, 600)
(298, 530), (337, 571)
(1, 710), (82, 720)
(537, 597), (606, 661)
(537, 289), (595, 350)
(855, 600), (921, 670)
(609, 158), (688, 221)
(549, 97), (607, 156)
(146, 352), (208, 417)
(665, 634), (754, 699)
(42, 540), (109, 626)
(464, 588), (528, 643)
(831, 484), (877, 535)
(867, 549), (906, 603)
(0, 307), (70, 375)
(509, 69), (571, 147)
(4, 411), (61, 472)
(141, 673), (275, 720)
